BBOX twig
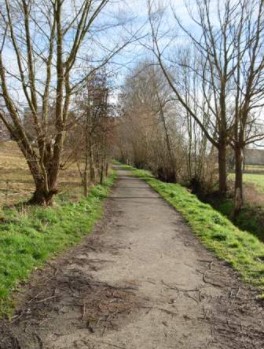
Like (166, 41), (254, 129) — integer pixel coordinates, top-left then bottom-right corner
(158, 308), (178, 316)
(11, 310), (27, 324)
(46, 262), (59, 276)
(26, 290), (45, 304)
(161, 280), (180, 290)
(96, 341), (126, 349)
(82, 302), (86, 319)
(185, 292), (199, 304)
(34, 333), (43, 349)
(203, 274), (222, 288)
(197, 259), (213, 264)
(36, 295), (58, 303)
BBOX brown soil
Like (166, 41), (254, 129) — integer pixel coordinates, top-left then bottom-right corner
(0, 168), (263, 348)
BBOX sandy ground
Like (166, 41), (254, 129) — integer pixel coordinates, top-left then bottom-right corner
(0, 168), (263, 349)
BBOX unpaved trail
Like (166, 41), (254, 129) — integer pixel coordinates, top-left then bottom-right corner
(0, 168), (263, 349)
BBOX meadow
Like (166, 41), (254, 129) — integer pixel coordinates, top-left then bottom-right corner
(239, 173), (264, 194)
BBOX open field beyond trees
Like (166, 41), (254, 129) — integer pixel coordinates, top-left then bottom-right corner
(232, 173), (264, 195)
(0, 142), (84, 207)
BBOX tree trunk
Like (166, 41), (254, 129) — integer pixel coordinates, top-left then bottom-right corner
(83, 131), (89, 197)
(218, 144), (227, 195)
(83, 170), (88, 197)
(159, 103), (177, 182)
(88, 136), (95, 183)
(100, 163), (104, 184)
(27, 179), (58, 206)
(105, 162), (109, 177)
(234, 144), (244, 217)
(28, 188), (58, 205)
(15, 143), (57, 205)
(89, 155), (95, 183)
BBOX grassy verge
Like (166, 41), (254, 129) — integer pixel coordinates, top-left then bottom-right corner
(0, 173), (116, 317)
(210, 198), (264, 243)
(128, 167), (264, 296)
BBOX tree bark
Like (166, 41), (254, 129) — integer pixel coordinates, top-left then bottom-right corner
(100, 163), (104, 184)
(83, 170), (88, 197)
(28, 185), (58, 206)
(234, 144), (244, 216)
(218, 144), (227, 196)
(89, 143), (95, 183)
(27, 163), (58, 205)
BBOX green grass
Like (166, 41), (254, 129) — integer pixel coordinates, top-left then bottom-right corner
(0, 173), (116, 317)
(128, 167), (264, 296)
(212, 198), (264, 243)
(229, 173), (264, 193)
(243, 173), (264, 193)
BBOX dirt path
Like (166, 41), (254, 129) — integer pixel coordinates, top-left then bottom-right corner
(0, 168), (263, 349)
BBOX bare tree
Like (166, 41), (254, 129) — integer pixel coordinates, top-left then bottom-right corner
(147, 0), (237, 195)
(147, 0), (264, 205)
(72, 69), (112, 195)
(229, 0), (264, 214)
(0, 0), (129, 205)
(117, 60), (187, 181)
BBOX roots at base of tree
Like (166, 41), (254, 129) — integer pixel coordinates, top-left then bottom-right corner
(27, 188), (59, 206)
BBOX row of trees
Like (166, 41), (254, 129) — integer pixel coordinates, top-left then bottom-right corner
(116, 61), (215, 191)
(117, 0), (264, 214)
(148, 0), (264, 213)
(68, 71), (114, 196)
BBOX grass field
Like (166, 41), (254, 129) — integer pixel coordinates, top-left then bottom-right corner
(229, 172), (264, 194)
(228, 173), (264, 206)
(0, 141), (84, 206)
(124, 165), (264, 297)
(241, 173), (264, 193)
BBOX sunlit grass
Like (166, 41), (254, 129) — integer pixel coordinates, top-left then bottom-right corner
(242, 173), (264, 193)
(229, 172), (264, 194)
